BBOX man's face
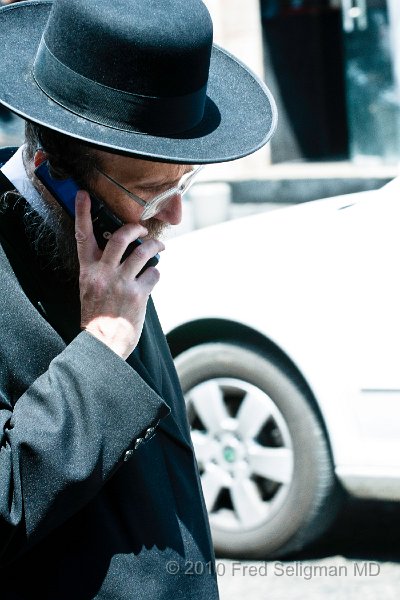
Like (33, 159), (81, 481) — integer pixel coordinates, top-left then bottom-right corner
(29, 146), (192, 280)
(92, 150), (191, 239)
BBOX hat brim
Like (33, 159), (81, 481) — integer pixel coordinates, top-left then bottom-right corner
(0, 1), (277, 164)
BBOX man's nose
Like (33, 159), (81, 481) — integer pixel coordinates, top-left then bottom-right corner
(155, 193), (183, 225)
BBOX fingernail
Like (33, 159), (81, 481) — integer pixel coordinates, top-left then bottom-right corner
(76, 191), (84, 204)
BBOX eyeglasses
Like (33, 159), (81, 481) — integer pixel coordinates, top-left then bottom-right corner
(95, 164), (204, 221)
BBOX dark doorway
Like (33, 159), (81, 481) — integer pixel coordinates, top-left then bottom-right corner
(261, 0), (349, 163)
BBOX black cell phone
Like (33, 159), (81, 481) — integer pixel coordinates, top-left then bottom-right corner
(34, 160), (159, 271)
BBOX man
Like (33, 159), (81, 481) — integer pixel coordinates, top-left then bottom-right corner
(0, 1), (277, 598)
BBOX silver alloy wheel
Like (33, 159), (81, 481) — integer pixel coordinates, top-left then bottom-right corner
(187, 378), (294, 532)
(175, 342), (342, 558)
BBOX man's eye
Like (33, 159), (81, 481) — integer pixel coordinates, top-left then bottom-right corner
(138, 188), (161, 198)
(140, 184), (173, 195)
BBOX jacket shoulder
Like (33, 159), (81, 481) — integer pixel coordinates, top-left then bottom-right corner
(0, 146), (18, 167)
(0, 147), (18, 168)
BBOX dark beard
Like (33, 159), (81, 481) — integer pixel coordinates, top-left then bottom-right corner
(21, 193), (80, 283)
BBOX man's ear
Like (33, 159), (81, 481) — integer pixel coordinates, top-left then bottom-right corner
(33, 149), (47, 168)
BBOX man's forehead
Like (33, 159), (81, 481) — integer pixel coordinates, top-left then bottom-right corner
(95, 149), (190, 182)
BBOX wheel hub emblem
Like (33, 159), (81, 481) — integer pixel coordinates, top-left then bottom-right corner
(223, 446), (236, 463)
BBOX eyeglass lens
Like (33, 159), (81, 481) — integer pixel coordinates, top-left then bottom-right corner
(141, 166), (203, 219)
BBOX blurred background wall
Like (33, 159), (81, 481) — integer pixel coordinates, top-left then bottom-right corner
(199, 0), (400, 211)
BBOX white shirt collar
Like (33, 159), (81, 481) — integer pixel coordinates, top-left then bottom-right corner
(0, 145), (49, 221)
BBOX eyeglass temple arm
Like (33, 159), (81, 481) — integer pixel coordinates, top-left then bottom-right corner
(94, 166), (147, 207)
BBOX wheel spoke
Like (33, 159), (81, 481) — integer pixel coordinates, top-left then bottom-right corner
(230, 478), (267, 526)
(200, 465), (227, 512)
(191, 430), (220, 467)
(236, 390), (273, 439)
(247, 444), (293, 484)
(188, 381), (230, 434)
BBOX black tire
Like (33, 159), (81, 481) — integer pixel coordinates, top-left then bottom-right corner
(175, 341), (344, 559)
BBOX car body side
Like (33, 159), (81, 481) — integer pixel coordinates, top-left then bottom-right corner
(153, 178), (400, 502)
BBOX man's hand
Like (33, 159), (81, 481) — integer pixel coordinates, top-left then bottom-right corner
(75, 191), (164, 360)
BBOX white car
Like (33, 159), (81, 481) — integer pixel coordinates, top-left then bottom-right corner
(152, 177), (400, 559)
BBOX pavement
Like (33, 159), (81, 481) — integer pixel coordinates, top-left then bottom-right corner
(216, 498), (400, 600)
(217, 557), (400, 600)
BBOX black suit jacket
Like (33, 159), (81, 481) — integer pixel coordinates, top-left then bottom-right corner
(0, 148), (219, 599)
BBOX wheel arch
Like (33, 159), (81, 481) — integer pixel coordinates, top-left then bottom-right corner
(167, 318), (336, 466)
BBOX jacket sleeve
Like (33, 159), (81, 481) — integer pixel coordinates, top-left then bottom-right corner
(0, 329), (170, 565)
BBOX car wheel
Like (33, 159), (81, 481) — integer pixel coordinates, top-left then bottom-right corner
(174, 341), (343, 558)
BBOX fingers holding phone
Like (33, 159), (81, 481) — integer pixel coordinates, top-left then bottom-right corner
(75, 190), (102, 264)
(75, 190), (163, 359)
(34, 160), (160, 272)
(34, 159), (163, 359)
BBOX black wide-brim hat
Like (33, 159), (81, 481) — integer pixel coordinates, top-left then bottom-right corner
(0, 0), (277, 164)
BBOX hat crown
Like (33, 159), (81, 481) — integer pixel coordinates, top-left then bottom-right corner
(43, 0), (213, 97)
(0, 0), (276, 162)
